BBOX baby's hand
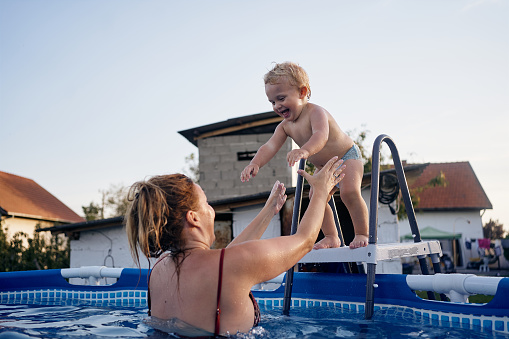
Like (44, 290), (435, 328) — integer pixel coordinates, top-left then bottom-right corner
(287, 149), (310, 167)
(240, 164), (259, 182)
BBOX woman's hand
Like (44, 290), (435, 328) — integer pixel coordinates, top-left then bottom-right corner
(228, 181), (287, 246)
(265, 181), (287, 216)
(298, 157), (345, 198)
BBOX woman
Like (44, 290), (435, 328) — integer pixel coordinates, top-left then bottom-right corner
(125, 156), (345, 337)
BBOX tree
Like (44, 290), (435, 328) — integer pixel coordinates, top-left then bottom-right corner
(347, 126), (392, 174)
(82, 184), (129, 220)
(82, 202), (101, 221)
(0, 221), (70, 272)
(396, 171), (448, 220)
(183, 153), (200, 183)
(101, 184), (129, 218)
(483, 218), (505, 239)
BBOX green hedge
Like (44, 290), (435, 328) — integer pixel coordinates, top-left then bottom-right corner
(0, 222), (69, 272)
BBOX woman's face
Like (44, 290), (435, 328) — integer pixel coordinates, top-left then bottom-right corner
(193, 184), (216, 239)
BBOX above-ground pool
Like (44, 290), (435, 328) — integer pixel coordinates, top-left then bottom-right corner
(1, 267), (509, 338)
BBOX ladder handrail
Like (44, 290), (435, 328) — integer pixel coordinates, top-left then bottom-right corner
(368, 135), (422, 244)
(365, 134), (437, 319)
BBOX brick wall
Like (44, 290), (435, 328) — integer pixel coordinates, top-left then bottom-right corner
(198, 134), (296, 201)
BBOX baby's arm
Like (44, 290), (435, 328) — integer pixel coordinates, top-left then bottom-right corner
(287, 109), (329, 167)
(240, 124), (288, 182)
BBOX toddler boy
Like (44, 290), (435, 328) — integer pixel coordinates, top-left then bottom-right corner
(240, 62), (369, 249)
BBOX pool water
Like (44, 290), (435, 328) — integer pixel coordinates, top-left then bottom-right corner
(1, 302), (509, 339)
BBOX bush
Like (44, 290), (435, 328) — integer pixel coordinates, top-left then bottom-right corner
(0, 222), (69, 272)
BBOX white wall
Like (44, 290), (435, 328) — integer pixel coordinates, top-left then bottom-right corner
(68, 226), (158, 285)
(232, 204), (281, 239)
(70, 226), (156, 269)
(361, 188), (402, 274)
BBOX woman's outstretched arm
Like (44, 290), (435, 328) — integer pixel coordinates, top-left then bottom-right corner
(227, 157), (345, 285)
(227, 181), (287, 247)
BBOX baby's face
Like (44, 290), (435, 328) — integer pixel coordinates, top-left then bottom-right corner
(265, 79), (306, 122)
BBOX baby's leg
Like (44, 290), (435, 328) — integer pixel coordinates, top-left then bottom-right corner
(313, 190), (342, 250)
(339, 159), (369, 249)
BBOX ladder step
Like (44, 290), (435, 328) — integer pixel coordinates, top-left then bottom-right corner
(299, 240), (442, 264)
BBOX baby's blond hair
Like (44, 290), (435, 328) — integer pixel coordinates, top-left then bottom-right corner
(264, 62), (311, 99)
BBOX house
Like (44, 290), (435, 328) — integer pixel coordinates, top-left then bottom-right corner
(399, 162), (493, 268)
(40, 112), (495, 274)
(178, 111), (296, 200)
(0, 171), (84, 241)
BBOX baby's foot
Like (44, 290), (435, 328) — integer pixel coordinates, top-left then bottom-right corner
(349, 234), (369, 249)
(313, 236), (342, 250)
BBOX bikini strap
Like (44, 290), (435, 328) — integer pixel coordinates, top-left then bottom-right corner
(147, 254), (168, 316)
(214, 248), (226, 336)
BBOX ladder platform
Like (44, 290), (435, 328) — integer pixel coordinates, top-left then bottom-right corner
(299, 240), (442, 264)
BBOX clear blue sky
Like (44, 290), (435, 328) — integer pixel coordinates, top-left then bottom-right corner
(1, 1), (508, 229)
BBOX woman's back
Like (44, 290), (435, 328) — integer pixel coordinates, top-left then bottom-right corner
(149, 248), (256, 335)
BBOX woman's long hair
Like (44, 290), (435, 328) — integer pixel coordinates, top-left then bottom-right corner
(125, 174), (197, 276)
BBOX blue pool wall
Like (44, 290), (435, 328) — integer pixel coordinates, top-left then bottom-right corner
(253, 272), (509, 318)
(252, 272), (509, 333)
(2, 269), (509, 318)
(0, 268), (150, 307)
(1, 269), (509, 333)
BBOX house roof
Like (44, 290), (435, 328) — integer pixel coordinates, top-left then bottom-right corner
(409, 162), (492, 211)
(37, 216), (123, 236)
(178, 111), (282, 146)
(0, 171), (84, 223)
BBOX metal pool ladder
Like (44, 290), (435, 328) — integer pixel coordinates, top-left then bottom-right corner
(282, 134), (444, 319)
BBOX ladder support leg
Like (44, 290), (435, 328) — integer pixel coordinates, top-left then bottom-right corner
(282, 159), (306, 316)
(417, 255), (436, 300)
(328, 198), (352, 273)
(365, 263), (376, 319)
(430, 253), (448, 301)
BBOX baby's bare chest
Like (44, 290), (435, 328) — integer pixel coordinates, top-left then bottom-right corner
(284, 122), (313, 147)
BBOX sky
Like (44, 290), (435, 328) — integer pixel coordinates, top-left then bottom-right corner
(1, 0), (508, 230)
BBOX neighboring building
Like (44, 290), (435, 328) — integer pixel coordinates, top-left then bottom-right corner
(38, 217), (137, 269)
(0, 171), (84, 240)
(178, 112), (297, 200)
(399, 162), (493, 268)
(36, 216), (144, 284)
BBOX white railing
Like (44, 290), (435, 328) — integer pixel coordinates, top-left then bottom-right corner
(61, 266), (123, 285)
(406, 273), (502, 303)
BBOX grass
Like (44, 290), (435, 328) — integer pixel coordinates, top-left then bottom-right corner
(414, 290), (493, 303)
